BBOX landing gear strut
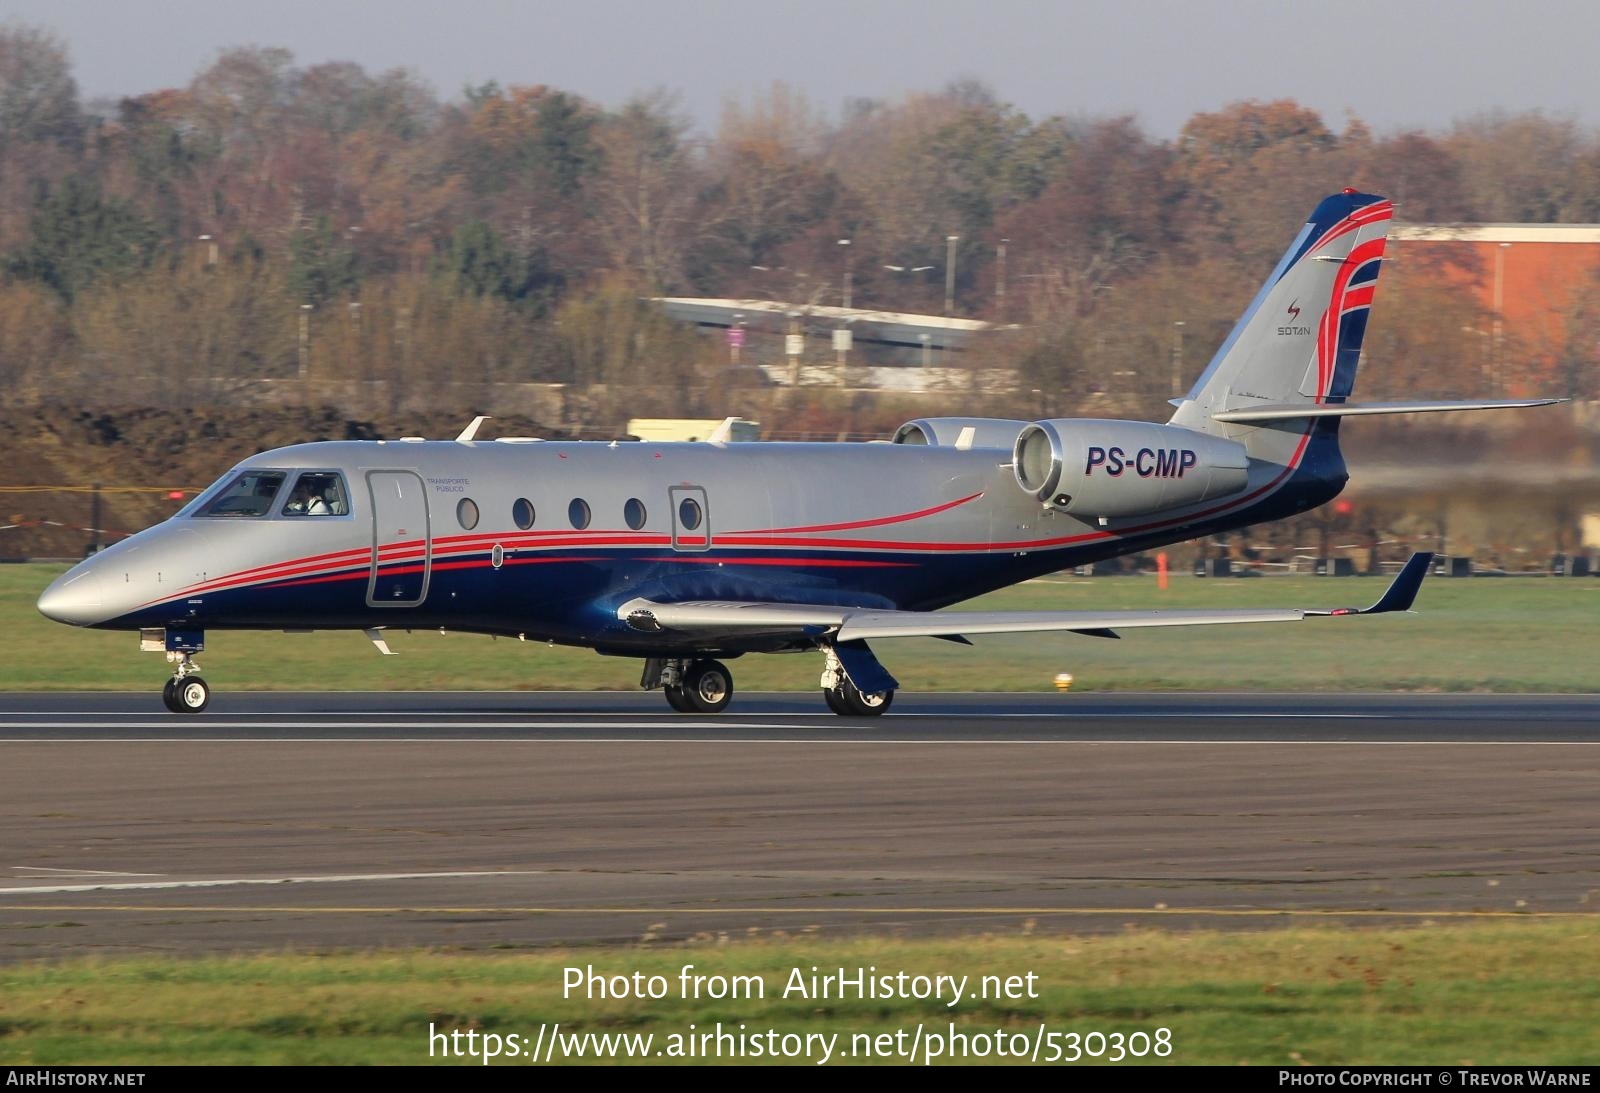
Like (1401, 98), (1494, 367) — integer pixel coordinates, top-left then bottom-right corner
(819, 645), (894, 716)
(651, 657), (734, 714)
(162, 653), (210, 714)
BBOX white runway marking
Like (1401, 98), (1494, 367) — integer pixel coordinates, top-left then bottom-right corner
(0, 869), (547, 896)
(11, 867), (164, 877)
(0, 713), (1386, 731)
(3, 738), (1599, 746)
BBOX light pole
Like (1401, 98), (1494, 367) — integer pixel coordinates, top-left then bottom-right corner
(996, 237), (1009, 320)
(837, 238), (852, 309)
(1492, 242), (1511, 394)
(944, 234), (960, 316)
(1171, 320), (1186, 397)
(298, 303), (313, 382)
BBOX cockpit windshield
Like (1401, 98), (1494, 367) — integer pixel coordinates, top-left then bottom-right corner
(281, 472), (349, 517)
(191, 470), (287, 518)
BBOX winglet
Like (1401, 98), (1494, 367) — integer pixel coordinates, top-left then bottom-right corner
(1307, 552), (1434, 617)
(1361, 551), (1434, 614)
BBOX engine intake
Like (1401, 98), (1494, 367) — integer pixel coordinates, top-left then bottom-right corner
(1014, 419), (1250, 518)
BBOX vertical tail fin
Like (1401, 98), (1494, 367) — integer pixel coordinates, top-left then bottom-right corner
(1171, 190), (1392, 436)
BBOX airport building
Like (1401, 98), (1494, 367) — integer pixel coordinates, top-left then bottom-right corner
(1390, 222), (1600, 393)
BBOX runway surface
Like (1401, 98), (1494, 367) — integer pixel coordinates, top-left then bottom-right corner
(2, 690), (1598, 960)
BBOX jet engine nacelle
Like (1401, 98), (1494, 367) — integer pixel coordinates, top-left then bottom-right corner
(892, 417), (1032, 448)
(1013, 419), (1250, 517)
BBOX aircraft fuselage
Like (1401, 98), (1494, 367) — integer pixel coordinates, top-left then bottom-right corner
(43, 431), (1346, 656)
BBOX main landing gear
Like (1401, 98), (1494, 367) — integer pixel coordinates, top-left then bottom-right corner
(643, 650), (895, 716)
(819, 645), (894, 717)
(650, 657), (735, 714)
(823, 677), (894, 716)
(162, 654), (210, 713)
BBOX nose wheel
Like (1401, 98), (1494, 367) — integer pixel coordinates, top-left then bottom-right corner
(162, 674), (210, 713)
(162, 651), (210, 714)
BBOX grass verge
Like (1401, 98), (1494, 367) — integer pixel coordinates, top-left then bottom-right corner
(1, 923), (1597, 1064)
(5, 563), (1597, 693)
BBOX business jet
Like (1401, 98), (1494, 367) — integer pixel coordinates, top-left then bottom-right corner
(37, 191), (1556, 714)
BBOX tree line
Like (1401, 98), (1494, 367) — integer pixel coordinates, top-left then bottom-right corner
(1, 24), (1598, 422)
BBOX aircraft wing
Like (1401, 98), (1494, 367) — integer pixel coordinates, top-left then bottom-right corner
(619, 552), (1434, 643)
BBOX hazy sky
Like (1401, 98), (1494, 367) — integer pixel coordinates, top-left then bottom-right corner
(8, 0), (1599, 137)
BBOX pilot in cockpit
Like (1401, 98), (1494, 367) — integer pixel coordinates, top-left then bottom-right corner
(284, 479), (332, 516)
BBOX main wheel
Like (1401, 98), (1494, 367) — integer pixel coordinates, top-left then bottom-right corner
(169, 676), (210, 714)
(663, 683), (695, 712)
(831, 679), (894, 717)
(680, 659), (733, 714)
(822, 686), (850, 715)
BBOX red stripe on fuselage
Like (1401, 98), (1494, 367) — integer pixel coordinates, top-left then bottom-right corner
(747, 491), (984, 535)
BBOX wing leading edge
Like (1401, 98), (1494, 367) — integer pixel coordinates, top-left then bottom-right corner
(617, 552), (1435, 644)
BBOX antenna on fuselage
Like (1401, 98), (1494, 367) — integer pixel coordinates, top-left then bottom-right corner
(455, 415), (491, 442)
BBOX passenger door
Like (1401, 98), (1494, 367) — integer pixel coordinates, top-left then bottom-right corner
(367, 471), (431, 606)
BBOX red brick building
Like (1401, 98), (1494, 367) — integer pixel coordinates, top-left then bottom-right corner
(1391, 223), (1600, 393)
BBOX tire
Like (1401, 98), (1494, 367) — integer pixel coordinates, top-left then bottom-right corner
(171, 676), (210, 714)
(664, 684), (695, 713)
(822, 686), (850, 715)
(681, 660), (733, 714)
(837, 679), (893, 717)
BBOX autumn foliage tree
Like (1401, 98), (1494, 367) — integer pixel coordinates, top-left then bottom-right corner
(0, 23), (1595, 425)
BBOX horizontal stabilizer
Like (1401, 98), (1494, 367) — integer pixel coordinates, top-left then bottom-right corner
(1211, 399), (1562, 423)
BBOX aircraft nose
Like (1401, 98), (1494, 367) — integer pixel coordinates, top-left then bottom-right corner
(37, 568), (107, 627)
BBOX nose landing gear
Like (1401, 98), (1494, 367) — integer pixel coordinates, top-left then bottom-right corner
(146, 630), (211, 714)
(161, 652), (210, 713)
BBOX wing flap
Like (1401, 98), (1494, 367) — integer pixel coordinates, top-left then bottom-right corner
(835, 607), (1304, 641)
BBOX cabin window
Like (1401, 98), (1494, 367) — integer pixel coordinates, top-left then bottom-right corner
(282, 472), (349, 517)
(194, 470), (286, 518)
(624, 498), (647, 530)
(457, 497), (480, 530)
(568, 498), (591, 530)
(677, 497), (703, 531)
(512, 497), (535, 529)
